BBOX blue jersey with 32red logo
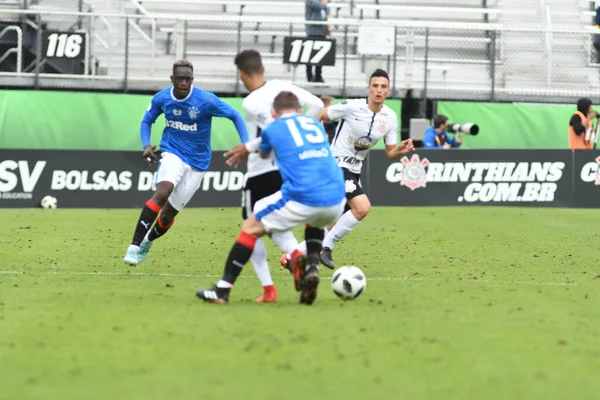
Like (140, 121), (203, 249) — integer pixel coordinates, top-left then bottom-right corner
(141, 85), (248, 171)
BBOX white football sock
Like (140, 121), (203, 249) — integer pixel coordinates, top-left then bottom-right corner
(297, 240), (307, 253)
(270, 230), (299, 254)
(322, 210), (360, 250)
(250, 237), (273, 287)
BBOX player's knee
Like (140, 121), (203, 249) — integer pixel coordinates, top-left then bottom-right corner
(152, 182), (174, 205)
(350, 199), (371, 221)
(241, 216), (265, 237)
(151, 191), (170, 206)
(241, 218), (258, 234)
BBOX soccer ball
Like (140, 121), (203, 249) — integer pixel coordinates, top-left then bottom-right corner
(331, 266), (367, 300)
(40, 195), (58, 209)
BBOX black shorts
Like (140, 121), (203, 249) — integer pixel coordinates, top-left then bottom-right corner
(342, 167), (365, 201)
(241, 170), (283, 219)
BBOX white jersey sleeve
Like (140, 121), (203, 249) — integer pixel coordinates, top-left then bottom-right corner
(242, 80), (323, 178)
(384, 114), (398, 146)
(286, 84), (324, 118)
(242, 98), (268, 142)
(326, 100), (354, 121)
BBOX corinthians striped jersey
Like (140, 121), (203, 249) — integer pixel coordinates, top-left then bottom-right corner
(327, 99), (398, 174)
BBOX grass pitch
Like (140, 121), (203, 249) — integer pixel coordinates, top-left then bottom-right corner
(1, 206), (600, 400)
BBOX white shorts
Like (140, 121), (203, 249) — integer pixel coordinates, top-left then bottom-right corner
(254, 191), (346, 233)
(156, 152), (205, 211)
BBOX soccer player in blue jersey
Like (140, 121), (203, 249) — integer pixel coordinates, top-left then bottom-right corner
(196, 91), (346, 305)
(123, 59), (249, 265)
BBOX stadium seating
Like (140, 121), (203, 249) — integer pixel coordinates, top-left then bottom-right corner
(111, 0), (500, 94)
(0, 0), (22, 20)
(354, 3), (500, 24)
(131, 0), (350, 18)
(0, 0), (597, 99)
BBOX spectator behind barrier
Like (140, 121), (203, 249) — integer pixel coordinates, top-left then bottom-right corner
(422, 114), (463, 149)
(568, 98), (597, 149)
(401, 89), (421, 141)
(305, 0), (330, 83)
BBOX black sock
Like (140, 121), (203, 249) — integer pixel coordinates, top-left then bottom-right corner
(148, 215), (174, 241)
(305, 226), (324, 266)
(222, 232), (256, 285)
(132, 199), (161, 246)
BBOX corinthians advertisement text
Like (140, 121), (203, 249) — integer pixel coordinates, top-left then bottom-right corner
(1, 149), (600, 208)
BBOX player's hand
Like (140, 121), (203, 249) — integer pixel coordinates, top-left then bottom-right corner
(443, 143), (452, 149)
(224, 144), (250, 168)
(143, 145), (158, 165)
(396, 139), (414, 155)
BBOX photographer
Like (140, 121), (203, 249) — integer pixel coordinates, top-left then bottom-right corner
(568, 98), (596, 150)
(423, 114), (463, 149)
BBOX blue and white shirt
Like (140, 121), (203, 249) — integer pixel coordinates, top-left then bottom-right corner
(259, 113), (344, 207)
(141, 85), (249, 171)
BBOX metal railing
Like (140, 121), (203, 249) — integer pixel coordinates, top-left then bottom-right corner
(1, 8), (600, 102)
(542, 0), (553, 87)
(0, 25), (21, 73)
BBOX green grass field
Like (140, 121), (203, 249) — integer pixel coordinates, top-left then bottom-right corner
(2, 207), (600, 400)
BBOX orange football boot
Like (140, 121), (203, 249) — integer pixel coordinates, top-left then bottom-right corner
(256, 285), (277, 303)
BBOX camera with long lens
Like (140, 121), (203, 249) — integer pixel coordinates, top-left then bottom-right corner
(447, 123), (479, 136)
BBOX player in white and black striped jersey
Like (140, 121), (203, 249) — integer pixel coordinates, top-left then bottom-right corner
(231, 50), (324, 303)
(283, 69), (414, 270)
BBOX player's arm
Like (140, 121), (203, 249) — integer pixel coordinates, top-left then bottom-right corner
(224, 101), (264, 168)
(384, 119), (414, 159)
(385, 140), (414, 159)
(140, 94), (164, 165)
(447, 134), (462, 148)
(224, 136), (263, 168)
(208, 95), (249, 143)
(291, 85), (324, 118)
(258, 128), (273, 159)
(319, 100), (351, 122)
(570, 114), (587, 136)
(224, 137), (261, 168)
(317, 107), (330, 121)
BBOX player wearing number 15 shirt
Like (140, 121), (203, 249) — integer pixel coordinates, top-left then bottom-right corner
(284, 68), (414, 270)
(231, 50), (324, 303)
(196, 91), (345, 305)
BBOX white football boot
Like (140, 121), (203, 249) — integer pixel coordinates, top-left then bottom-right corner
(123, 244), (140, 265)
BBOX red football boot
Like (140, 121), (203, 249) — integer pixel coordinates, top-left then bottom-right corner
(280, 253), (292, 273)
(256, 284), (277, 303)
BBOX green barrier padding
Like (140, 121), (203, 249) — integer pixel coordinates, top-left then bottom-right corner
(0, 91), (402, 151)
(436, 101), (573, 149)
(0, 91), (243, 151)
